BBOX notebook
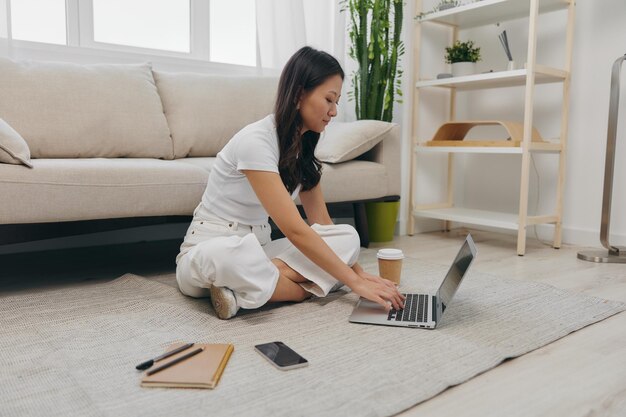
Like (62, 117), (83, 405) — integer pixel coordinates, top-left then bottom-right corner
(141, 343), (234, 389)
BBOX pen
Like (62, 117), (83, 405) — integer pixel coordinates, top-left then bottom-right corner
(135, 342), (195, 370)
(146, 347), (204, 376)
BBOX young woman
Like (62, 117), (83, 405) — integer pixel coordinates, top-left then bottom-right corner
(176, 46), (405, 320)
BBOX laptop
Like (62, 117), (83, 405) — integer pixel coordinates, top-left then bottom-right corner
(349, 234), (477, 329)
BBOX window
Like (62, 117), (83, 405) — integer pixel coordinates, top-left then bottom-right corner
(209, 0), (256, 66)
(10, 0), (66, 45)
(92, 0), (190, 53)
(7, 0), (258, 67)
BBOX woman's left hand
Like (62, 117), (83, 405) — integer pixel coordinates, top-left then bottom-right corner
(357, 270), (402, 293)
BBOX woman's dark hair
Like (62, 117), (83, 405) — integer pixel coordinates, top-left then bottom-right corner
(274, 46), (344, 194)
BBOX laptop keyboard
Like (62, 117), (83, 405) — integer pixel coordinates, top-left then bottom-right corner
(387, 294), (428, 323)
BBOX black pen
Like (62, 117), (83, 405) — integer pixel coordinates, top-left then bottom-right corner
(146, 347), (204, 376)
(135, 342), (195, 370)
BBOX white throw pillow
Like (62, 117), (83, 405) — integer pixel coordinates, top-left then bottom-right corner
(315, 120), (395, 163)
(0, 118), (33, 168)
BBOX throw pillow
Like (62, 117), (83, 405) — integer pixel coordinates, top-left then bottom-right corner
(0, 118), (33, 168)
(315, 120), (395, 164)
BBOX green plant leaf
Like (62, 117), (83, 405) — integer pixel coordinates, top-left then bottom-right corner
(343, 0), (404, 121)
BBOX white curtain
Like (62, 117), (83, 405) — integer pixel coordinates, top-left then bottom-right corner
(255, 0), (351, 119)
(0, 0), (11, 57)
(256, 0), (345, 69)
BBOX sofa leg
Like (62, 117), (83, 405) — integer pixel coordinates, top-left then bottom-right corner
(353, 202), (370, 248)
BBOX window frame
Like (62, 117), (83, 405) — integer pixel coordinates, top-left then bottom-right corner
(8, 0), (257, 67)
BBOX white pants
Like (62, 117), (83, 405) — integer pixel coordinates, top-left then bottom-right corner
(175, 204), (361, 309)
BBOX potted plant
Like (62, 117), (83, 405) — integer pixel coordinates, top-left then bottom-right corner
(342, 0), (404, 122)
(342, 0), (404, 242)
(445, 40), (481, 77)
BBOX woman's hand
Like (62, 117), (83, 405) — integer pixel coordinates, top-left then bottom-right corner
(358, 269), (399, 290)
(348, 274), (405, 311)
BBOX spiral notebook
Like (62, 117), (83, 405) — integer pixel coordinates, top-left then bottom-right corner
(141, 343), (234, 389)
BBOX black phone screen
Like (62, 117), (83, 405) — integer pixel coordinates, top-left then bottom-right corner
(254, 341), (308, 367)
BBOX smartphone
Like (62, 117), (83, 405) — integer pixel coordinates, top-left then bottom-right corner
(254, 341), (309, 371)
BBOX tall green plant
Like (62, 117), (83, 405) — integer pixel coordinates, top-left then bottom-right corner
(342, 0), (404, 122)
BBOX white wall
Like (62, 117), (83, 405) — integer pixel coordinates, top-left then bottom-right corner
(404, 0), (626, 247)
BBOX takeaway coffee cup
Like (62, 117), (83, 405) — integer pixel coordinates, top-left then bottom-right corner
(377, 248), (404, 285)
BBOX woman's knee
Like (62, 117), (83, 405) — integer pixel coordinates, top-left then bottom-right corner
(313, 223), (361, 265)
(338, 224), (361, 265)
(343, 224), (361, 248)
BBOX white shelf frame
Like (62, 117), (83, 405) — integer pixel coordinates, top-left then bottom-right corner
(412, 207), (559, 230)
(408, 0), (576, 255)
(415, 65), (568, 90)
(416, 0), (570, 29)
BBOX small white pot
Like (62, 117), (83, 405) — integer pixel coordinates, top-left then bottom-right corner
(451, 62), (477, 77)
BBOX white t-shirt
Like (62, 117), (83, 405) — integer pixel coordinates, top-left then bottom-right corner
(202, 114), (301, 225)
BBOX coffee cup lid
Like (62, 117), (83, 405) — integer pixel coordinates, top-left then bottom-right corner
(377, 248), (404, 260)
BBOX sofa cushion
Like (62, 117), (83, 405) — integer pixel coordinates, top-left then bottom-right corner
(315, 120), (395, 163)
(173, 157), (217, 173)
(300, 160), (388, 204)
(154, 71), (278, 158)
(0, 159), (208, 224)
(0, 118), (33, 168)
(0, 58), (173, 159)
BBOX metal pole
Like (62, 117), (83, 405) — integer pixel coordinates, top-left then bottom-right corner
(578, 54), (626, 263)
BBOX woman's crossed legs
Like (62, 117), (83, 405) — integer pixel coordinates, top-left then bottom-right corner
(268, 259), (312, 303)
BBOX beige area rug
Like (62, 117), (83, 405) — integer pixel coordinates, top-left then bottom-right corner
(1, 252), (625, 417)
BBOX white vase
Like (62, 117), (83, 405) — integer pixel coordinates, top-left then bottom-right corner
(451, 62), (476, 77)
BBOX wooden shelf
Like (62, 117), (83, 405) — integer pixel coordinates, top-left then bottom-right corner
(416, 66), (568, 91)
(416, 0), (570, 29)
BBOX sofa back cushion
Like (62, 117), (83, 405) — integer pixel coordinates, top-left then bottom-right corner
(154, 71), (278, 158)
(0, 58), (173, 159)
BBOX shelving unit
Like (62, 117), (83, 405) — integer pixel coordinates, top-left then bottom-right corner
(408, 0), (576, 255)
(415, 65), (567, 90)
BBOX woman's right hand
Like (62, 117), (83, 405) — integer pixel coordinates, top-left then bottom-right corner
(349, 277), (405, 311)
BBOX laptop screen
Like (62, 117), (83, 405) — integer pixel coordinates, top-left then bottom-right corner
(436, 235), (476, 313)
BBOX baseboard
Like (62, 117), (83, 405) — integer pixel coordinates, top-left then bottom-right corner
(397, 217), (447, 237)
(554, 224), (626, 248)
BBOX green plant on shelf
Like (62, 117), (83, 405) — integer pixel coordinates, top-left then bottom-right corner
(445, 40), (482, 64)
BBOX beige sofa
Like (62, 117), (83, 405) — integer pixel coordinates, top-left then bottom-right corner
(0, 58), (400, 247)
